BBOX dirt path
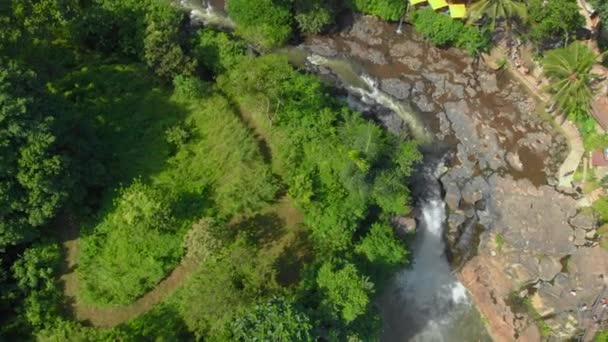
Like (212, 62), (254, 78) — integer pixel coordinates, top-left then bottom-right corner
(57, 214), (199, 328)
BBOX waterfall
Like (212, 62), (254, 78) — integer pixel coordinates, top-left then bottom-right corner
(306, 54), (432, 142)
(379, 161), (490, 342)
(396, 17), (404, 34)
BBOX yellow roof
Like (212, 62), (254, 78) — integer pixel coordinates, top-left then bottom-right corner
(428, 0), (448, 10)
(409, 0), (427, 5)
(449, 4), (467, 18)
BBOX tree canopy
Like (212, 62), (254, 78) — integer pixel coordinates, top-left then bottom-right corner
(543, 42), (600, 121)
(0, 61), (67, 249)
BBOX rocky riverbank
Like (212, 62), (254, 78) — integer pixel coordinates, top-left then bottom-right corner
(299, 14), (608, 341)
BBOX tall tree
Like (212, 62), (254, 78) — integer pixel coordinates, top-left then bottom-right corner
(528, 0), (584, 45)
(0, 61), (67, 249)
(543, 42), (602, 121)
(231, 297), (312, 341)
(143, 2), (195, 81)
(467, 0), (528, 30)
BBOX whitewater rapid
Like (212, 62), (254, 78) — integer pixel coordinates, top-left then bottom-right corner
(380, 163), (490, 342)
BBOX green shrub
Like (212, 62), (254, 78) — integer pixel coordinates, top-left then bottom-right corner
(294, 0), (335, 34)
(227, 0), (293, 49)
(412, 8), (489, 55)
(143, 2), (196, 80)
(528, 0), (584, 44)
(11, 243), (63, 329)
(231, 297), (312, 341)
(194, 29), (247, 76)
(457, 25), (490, 56)
(412, 8), (462, 46)
(317, 262), (374, 323)
(356, 223), (408, 266)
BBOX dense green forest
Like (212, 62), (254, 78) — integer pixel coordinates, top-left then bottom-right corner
(0, 0), (421, 340)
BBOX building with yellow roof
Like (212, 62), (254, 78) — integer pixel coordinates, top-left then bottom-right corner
(428, 0), (449, 10)
(448, 3), (467, 19)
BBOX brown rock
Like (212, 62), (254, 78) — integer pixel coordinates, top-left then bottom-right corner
(458, 257), (541, 342)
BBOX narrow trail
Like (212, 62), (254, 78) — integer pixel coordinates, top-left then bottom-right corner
(57, 214), (199, 328)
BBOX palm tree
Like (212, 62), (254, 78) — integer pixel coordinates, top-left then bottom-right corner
(542, 42), (603, 119)
(467, 0), (528, 30)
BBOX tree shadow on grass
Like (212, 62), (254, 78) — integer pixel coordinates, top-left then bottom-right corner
(230, 212), (286, 246)
(275, 229), (313, 287)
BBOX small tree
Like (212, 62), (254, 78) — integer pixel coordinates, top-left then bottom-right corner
(231, 297), (312, 341)
(294, 0), (335, 34)
(528, 0), (584, 45)
(316, 262), (374, 322)
(143, 3), (195, 81)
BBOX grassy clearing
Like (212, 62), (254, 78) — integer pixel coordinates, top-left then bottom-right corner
(56, 64), (277, 305)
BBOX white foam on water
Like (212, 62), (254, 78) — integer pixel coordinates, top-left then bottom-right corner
(450, 282), (469, 304)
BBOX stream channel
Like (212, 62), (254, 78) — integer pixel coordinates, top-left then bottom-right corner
(177, 1), (552, 340)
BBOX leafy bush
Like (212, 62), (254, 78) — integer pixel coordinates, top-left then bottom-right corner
(412, 8), (489, 55)
(294, 0), (335, 34)
(0, 61), (67, 249)
(316, 262), (374, 322)
(173, 74), (208, 99)
(11, 243), (63, 329)
(194, 29), (247, 76)
(356, 223), (408, 266)
(143, 2), (196, 80)
(231, 297), (312, 341)
(596, 330), (608, 342)
(227, 0), (293, 49)
(528, 0), (584, 44)
(348, 0), (404, 21)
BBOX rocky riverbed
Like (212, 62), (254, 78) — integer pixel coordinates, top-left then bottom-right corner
(299, 15), (608, 341)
